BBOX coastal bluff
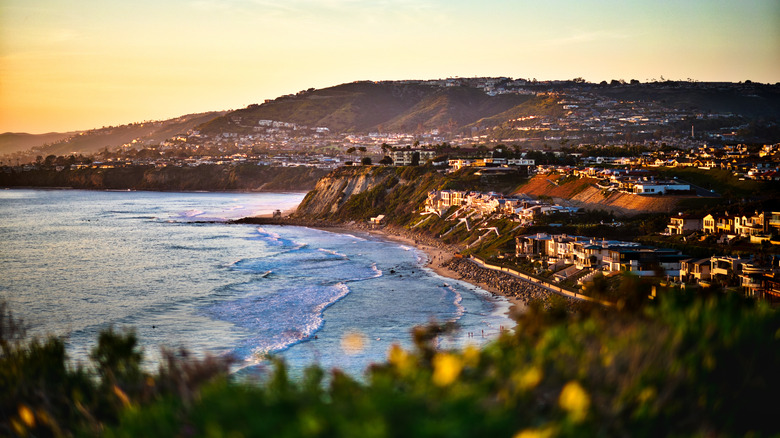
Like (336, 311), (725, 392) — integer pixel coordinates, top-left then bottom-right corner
(293, 166), (436, 223)
(514, 173), (687, 215)
(0, 164), (327, 192)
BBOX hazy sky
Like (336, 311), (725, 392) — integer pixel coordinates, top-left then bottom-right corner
(2, 0), (779, 133)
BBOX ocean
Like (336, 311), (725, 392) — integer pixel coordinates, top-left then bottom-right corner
(0, 189), (512, 376)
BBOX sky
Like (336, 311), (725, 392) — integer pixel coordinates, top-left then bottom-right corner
(1, 0), (779, 134)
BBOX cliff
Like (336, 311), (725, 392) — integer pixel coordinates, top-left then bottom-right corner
(514, 174), (685, 215)
(294, 166), (440, 223)
(293, 165), (526, 225)
(296, 166), (397, 217)
(0, 164), (327, 192)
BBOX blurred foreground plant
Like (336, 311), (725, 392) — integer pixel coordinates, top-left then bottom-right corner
(3, 282), (780, 437)
(0, 302), (233, 437)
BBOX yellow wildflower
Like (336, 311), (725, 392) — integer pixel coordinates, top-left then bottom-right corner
(388, 344), (413, 374)
(515, 366), (543, 390)
(558, 381), (590, 422)
(513, 426), (556, 438)
(18, 404), (35, 427)
(432, 353), (463, 386)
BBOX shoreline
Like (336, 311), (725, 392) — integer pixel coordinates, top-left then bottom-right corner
(234, 216), (528, 318)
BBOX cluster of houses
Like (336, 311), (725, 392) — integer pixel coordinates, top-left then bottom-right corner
(641, 144), (780, 179)
(420, 189), (780, 301)
(515, 232), (780, 301)
(666, 211), (780, 243)
(537, 166), (694, 195)
(424, 190), (580, 226)
(387, 148), (538, 171)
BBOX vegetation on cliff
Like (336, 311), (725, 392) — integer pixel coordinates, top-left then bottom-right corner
(0, 164), (328, 192)
(294, 165), (525, 225)
(3, 286), (778, 437)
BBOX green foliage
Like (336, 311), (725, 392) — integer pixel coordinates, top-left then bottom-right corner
(99, 292), (780, 437)
(4, 292), (780, 437)
(654, 167), (776, 199)
(0, 305), (231, 437)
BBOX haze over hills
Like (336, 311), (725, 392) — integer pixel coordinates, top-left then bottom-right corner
(1, 111), (226, 160)
(0, 132), (75, 156)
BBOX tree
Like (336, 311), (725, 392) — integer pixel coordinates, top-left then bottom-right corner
(379, 156), (393, 165)
(346, 147), (356, 154)
(361, 157), (372, 166)
(358, 146), (367, 153)
(411, 152), (420, 166)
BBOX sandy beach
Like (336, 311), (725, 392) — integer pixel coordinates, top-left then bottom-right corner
(232, 216), (564, 319)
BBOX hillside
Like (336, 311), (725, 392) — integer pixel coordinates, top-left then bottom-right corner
(2, 112), (226, 159)
(0, 132), (75, 155)
(513, 174), (684, 215)
(197, 82), (534, 136)
(197, 80), (780, 139)
(597, 83), (780, 117)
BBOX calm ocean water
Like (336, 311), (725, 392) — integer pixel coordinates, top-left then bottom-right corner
(0, 189), (511, 376)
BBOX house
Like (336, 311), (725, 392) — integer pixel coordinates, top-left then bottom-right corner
(632, 181), (690, 195)
(369, 215), (386, 228)
(767, 212), (780, 235)
(703, 213), (735, 234)
(666, 213), (702, 235)
(680, 258), (711, 283)
(392, 149), (436, 166)
(448, 159), (473, 171)
(734, 212), (766, 236)
(710, 256), (750, 280)
(702, 214), (717, 234)
(603, 247), (684, 277)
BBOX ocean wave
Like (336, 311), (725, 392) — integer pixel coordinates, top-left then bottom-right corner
(317, 248), (348, 258)
(440, 284), (466, 321)
(204, 282), (352, 367)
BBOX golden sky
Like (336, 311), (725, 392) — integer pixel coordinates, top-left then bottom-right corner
(2, 0), (779, 133)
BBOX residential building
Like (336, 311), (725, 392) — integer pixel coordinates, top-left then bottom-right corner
(680, 258), (711, 283)
(666, 213), (702, 235)
(392, 149), (436, 166)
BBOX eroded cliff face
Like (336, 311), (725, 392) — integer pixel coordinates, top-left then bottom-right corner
(514, 174), (686, 216)
(295, 166), (397, 217)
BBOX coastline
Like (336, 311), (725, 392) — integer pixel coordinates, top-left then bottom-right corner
(233, 216), (527, 318)
(358, 226), (528, 318)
